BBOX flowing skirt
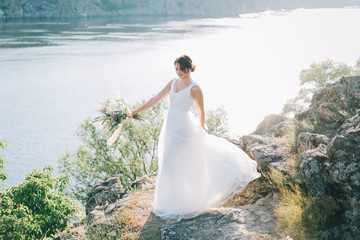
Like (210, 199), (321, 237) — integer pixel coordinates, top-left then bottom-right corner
(152, 108), (261, 221)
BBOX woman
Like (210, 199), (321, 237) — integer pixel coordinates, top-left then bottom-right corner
(128, 55), (261, 221)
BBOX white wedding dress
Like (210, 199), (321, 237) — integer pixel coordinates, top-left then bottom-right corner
(152, 78), (261, 222)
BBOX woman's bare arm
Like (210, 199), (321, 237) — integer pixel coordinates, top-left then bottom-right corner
(131, 80), (172, 116)
(191, 85), (207, 131)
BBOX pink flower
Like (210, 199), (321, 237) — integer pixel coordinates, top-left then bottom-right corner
(110, 114), (119, 120)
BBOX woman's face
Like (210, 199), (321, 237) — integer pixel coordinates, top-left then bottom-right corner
(175, 63), (190, 79)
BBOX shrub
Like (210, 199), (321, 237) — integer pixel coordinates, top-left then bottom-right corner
(281, 58), (359, 116)
(0, 141), (77, 239)
(0, 140), (8, 184)
(0, 166), (78, 239)
(205, 106), (229, 137)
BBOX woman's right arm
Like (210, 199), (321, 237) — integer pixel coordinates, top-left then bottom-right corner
(131, 80), (173, 116)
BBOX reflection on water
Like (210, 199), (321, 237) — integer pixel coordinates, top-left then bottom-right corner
(0, 16), (230, 48)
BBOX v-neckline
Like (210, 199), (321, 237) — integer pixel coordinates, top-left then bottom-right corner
(173, 79), (193, 94)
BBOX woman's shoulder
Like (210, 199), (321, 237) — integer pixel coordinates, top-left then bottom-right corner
(192, 81), (199, 86)
(190, 81), (200, 88)
(190, 82), (202, 95)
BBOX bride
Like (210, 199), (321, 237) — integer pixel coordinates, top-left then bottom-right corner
(127, 55), (261, 221)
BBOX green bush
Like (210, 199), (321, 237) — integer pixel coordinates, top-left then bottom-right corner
(281, 58), (360, 116)
(205, 106), (229, 137)
(0, 140), (8, 184)
(0, 141), (78, 239)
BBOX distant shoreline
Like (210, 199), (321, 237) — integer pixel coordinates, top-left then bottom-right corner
(0, 0), (359, 20)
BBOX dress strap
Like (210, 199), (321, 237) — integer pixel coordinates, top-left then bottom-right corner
(190, 82), (198, 87)
(189, 82), (198, 91)
(170, 78), (177, 90)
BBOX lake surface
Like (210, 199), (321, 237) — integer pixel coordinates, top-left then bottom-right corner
(1, 8), (360, 188)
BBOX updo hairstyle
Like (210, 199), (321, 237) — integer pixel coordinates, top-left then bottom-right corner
(174, 55), (196, 73)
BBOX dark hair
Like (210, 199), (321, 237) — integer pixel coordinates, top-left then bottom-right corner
(174, 55), (196, 72)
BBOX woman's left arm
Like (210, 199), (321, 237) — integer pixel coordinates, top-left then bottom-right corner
(191, 86), (207, 132)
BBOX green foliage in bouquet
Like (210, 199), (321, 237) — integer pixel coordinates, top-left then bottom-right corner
(0, 142), (78, 240)
(93, 100), (143, 132)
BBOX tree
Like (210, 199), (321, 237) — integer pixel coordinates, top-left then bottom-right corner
(0, 140), (8, 184)
(0, 140), (77, 239)
(281, 58), (359, 116)
(58, 99), (166, 204)
(355, 58), (360, 74)
(205, 106), (229, 137)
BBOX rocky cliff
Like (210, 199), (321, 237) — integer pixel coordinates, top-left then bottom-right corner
(58, 75), (360, 240)
(1, 0), (359, 19)
(239, 75), (360, 239)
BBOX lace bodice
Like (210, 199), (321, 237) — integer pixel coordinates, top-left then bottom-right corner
(169, 78), (198, 111)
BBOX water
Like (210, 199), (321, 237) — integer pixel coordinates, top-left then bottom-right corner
(1, 8), (360, 188)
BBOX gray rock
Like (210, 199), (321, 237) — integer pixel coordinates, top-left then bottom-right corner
(251, 114), (289, 137)
(239, 134), (291, 173)
(296, 76), (360, 134)
(130, 173), (157, 191)
(161, 193), (280, 240)
(239, 114), (296, 174)
(296, 132), (332, 154)
(338, 109), (360, 139)
(326, 135), (358, 160)
(299, 144), (328, 196)
(297, 96), (360, 237)
(86, 175), (125, 214)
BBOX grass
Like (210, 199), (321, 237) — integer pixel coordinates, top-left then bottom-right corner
(84, 208), (142, 240)
(264, 167), (341, 240)
(84, 192), (143, 240)
(290, 120), (313, 154)
(117, 208), (142, 240)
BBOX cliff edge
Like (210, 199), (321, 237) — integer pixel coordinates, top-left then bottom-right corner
(58, 75), (360, 239)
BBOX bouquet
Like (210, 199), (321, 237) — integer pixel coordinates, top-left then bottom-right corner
(94, 100), (142, 146)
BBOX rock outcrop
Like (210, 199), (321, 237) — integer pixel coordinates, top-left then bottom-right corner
(161, 193), (280, 240)
(299, 109), (360, 239)
(294, 77), (360, 238)
(59, 174), (285, 239)
(296, 76), (360, 134)
(235, 76), (360, 239)
(239, 114), (296, 173)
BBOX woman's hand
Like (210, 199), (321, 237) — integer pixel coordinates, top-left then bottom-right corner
(124, 111), (134, 122)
